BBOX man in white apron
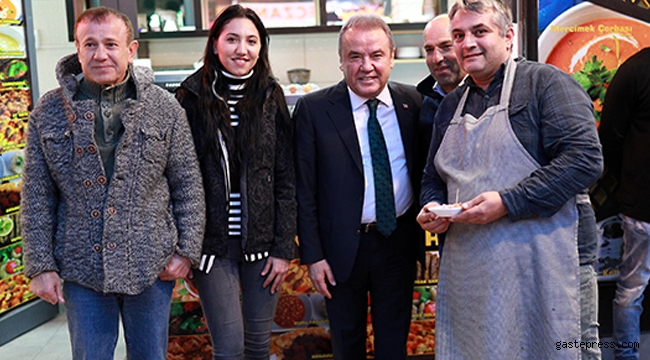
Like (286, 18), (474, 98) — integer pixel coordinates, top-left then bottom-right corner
(416, 0), (603, 359)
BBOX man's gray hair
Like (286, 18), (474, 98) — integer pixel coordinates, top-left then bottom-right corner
(338, 15), (395, 57)
(449, 0), (513, 37)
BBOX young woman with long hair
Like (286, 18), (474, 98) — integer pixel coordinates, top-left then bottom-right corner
(175, 5), (296, 359)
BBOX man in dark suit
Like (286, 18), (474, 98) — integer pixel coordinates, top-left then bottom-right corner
(293, 15), (423, 360)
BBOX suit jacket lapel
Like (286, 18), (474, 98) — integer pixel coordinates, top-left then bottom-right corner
(389, 83), (416, 174)
(327, 81), (363, 174)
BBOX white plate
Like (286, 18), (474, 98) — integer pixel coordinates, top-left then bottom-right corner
(427, 205), (462, 217)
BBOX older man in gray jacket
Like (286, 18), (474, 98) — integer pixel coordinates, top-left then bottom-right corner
(21, 7), (205, 360)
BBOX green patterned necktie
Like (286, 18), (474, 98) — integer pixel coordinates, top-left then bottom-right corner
(366, 99), (397, 237)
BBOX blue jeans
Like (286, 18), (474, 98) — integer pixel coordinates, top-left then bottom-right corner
(63, 279), (175, 360)
(193, 257), (279, 360)
(613, 215), (650, 360)
(580, 264), (601, 360)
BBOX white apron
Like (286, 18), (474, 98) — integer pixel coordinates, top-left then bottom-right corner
(434, 58), (581, 359)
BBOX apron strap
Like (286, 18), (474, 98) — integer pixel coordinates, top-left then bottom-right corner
(499, 56), (517, 108)
(453, 87), (470, 120)
(452, 56), (517, 120)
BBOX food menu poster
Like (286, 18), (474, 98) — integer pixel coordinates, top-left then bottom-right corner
(538, 0), (650, 280)
(538, 0), (650, 123)
(0, 0), (33, 315)
(167, 240), (440, 359)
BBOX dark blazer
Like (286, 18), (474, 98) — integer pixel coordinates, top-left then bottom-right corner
(294, 80), (424, 283)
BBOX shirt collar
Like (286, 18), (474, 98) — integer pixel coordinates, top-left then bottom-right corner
(76, 71), (134, 103)
(433, 75), (469, 97)
(433, 81), (447, 97)
(348, 84), (393, 112)
(465, 61), (507, 95)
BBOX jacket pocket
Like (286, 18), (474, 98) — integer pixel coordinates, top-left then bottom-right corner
(141, 128), (167, 163)
(42, 131), (72, 165)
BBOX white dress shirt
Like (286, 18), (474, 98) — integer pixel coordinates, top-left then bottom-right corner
(348, 85), (414, 224)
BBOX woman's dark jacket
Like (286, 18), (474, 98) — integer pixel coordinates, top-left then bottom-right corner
(176, 69), (297, 260)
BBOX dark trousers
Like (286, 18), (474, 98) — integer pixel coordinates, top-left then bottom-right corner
(325, 211), (418, 360)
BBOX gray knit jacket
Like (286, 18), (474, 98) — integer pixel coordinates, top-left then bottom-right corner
(21, 53), (206, 295)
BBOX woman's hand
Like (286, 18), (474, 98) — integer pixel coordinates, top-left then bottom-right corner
(261, 256), (290, 294)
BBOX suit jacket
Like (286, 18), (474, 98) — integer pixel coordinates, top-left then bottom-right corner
(294, 80), (424, 283)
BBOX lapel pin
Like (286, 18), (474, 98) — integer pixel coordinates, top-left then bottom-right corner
(403, 103), (409, 109)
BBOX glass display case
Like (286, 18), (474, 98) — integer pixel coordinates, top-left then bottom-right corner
(0, 0), (59, 347)
(67, 0), (449, 39)
(136, 0), (199, 32)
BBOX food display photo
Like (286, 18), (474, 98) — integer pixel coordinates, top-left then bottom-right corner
(0, 179), (20, 215)
(0, 272), (32, 314)
(0, 11), (27, 315)
(270, 259), (334, 359)
(0, 58), (28, 83)
(539, 1), (646, 289)
(406, 321), (436, 356)
(169, 301), (208, 336)
(0, 149), (23, 180)
(366, 286), (437, 358)
(0, 25), (25, 58)
(365, 319), (436, 357)
(539, 2), (650, 124)
(412, 285), (437, 321)
(165, 255), (438, 358)
(0, 241), (33, 314)
(273, 261), (329, 331)
(273, 294), (310, 330)
(0, 0), (22, 25)
(0, 241), (21, 279)
(270, 326), (332, 360)
(416, 250), (440, 284)
(0, 0), (35, 343)
(0, 211), (17, 243)
(0, 118), (26, 153)
(167, 334), (212, 360)
(0, 88), (31, 120)
(410, 236), (439, 357)
(281, 259), (317, 295)
(167, 279), (213, 359)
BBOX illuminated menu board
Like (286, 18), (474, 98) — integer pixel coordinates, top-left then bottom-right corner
(0, 0), (35, 316)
